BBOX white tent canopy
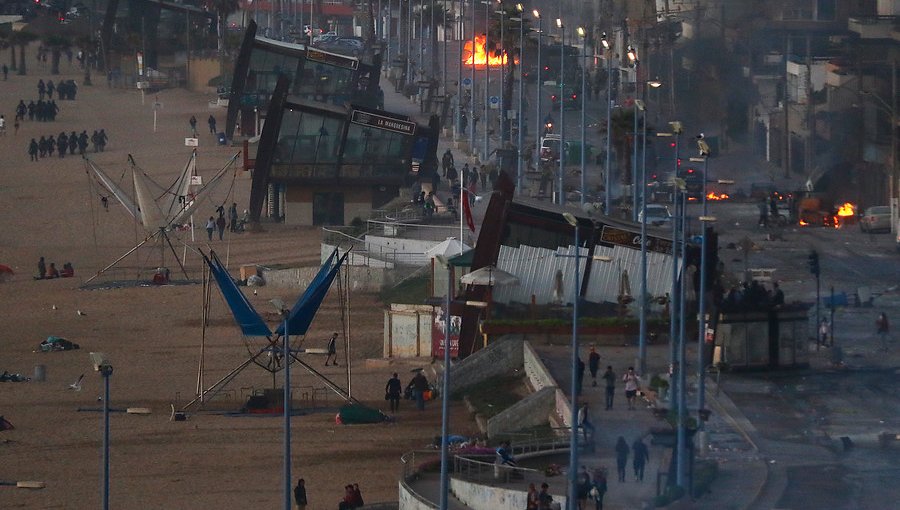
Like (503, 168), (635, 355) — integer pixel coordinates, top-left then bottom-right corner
(424, 238), (471, 259)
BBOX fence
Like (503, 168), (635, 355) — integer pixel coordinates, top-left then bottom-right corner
(453, 455), (539, 484)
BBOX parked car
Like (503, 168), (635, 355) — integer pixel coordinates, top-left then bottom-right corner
(860, 205), (891, 233)
(540, 134), (561, 164)
(550, 90), (581, 110)
(637, 204), (673, 226)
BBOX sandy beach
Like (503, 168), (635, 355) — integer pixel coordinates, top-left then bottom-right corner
(0, 55), (469, 508)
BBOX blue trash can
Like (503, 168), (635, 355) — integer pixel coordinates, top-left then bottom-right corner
(217, 132), (227, 145)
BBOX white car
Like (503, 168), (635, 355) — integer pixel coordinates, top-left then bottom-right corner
(637, 204), (672, 226)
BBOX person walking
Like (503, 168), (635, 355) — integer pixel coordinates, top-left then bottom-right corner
(623, 367), (640, 410)
(576, 355), (586, 396)
(441, 149), (454, 177)
(208, 114), (217, 134)
(215, 215), (226, 240)
(537, 482), (553, 510)
(877, 312), (890, 351)
(819, 318), (830, 348)
(588, 346), (600, 387)
(0, 115), (5, 136)
(37, 256), (47, 279)
(228, 202), (239, 232)
(28, 138), (38, 161)
(38, 79), (45, 100)
(293, 478), (307, 510)
(525, 482), (539, 510)
(602, 366), (616, 410)
(189, 115), (198, 136)
(385, 372), (402, 413)
(589, 470), (607, 510)
(408, 370), (429, 410)
(324, 332), (338, 366)
(614, 436), (629, 482)
(632, 437), (649, 482)
(205, 216), (215, 241)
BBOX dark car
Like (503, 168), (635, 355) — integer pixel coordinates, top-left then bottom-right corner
(551, 90), (581, 110)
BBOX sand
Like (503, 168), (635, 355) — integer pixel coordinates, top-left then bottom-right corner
(0, 55), (471, 508)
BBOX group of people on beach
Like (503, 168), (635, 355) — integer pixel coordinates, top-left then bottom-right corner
(15, 98), (60, 124)
(35, 256), (74, 280)
(27, 129), (106, 160)
(36, 79), (78, 101)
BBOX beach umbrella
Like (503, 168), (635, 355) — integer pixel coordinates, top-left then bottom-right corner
(424, 238), (471, 258)
(459, 265), (519, 287)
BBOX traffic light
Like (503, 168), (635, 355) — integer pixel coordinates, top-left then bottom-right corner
(807, 250), (820, 277)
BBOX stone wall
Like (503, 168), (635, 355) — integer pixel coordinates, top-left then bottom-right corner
(384, 304), (434, 358)
(486, 387), (557, 437)
(446, 336), (524, 396)
(450, 478), (566, 510)
(398, 480), (436, 510)
(523, 342), (556, 391)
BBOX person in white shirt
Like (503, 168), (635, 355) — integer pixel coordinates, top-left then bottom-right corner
(622, 367), (640, 410)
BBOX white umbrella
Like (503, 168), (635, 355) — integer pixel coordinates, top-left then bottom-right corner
(459, 265), (519, 287)
(425, 238), (471, 258)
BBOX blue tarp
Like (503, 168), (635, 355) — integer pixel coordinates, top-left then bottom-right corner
(206, 251), (272, 337)
(275, 250), (348, 336)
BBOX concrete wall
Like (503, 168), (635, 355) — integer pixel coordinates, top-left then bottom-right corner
(450, 478), (566, 510)
(398, 480), (436, 510)
(384, 304), (434, 358)
(446, 336), (524, 396)
(557, 388), (574, 428)
(523, 342), (556, 391)
(187, 57), (220, 92)
(487, 387), (557, 437)
(365, 235), (440, 267)
(261, 257), (395, 291)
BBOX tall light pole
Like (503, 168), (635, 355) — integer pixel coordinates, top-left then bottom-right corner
(406, 0), (412, 87)
(533, 10), (542, 168)
(470, 0), (476, 153)
(386, 0), (392, 71)
(577, 26), (587, 207)
(626, 45), (639, 221)
(514, 3), (525, 193)
(562, 212), (580, 510)
(483, 0), (491, 162)
(270, 299), (292, 510)
(693, 151), (712, 435)
(667, 121), (683, 366)
(435, 255), (453, 510)
(676, 190), (688, 490)
(557, 18), (565, 206)
(602, 32), (612, 215)
(90, 352), (112, 510)
(496, 1), (505, 146)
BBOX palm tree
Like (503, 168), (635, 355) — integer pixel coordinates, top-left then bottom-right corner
(43, 34), (71, 75)
(12, 31), (38, 76)
(204, 0), (240, 75)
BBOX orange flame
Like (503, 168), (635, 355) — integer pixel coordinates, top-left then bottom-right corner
(463, 35), (513, 67)
(706, 192), (729, 201)
(836, 202), (856, 217)
(799, 219), (808, 226)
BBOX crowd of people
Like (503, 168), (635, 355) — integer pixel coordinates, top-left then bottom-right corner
(15, 98), (61, 123)
(27, 130), (106, 161)
(721, 279), (785, 312)
(34, 256), (74, 280)
(204, 204), (242, 241)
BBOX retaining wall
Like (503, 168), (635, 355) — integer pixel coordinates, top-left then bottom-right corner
(398, 480), (436, 510)
(446, 336), (524, 396)
(486, 387), (557, 438)
(450, 478), (567, 510)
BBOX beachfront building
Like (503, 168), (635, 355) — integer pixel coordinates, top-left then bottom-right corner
(229, 21), (436, 225)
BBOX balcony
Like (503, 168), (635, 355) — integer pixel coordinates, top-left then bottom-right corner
(848, 17), (897, 40)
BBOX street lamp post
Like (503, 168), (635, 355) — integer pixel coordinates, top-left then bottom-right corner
(514, 3), (525, 193)
(497, 2), (506, 146)
(562, 212), (580, 510)
(533, 10), (542, 168)
(483, 0), (490, 162)
(470, 0), (476, 154)
(627, 45), (639, 221)
(90, 352), (112, 510)
(435, 255), (453, 510)
(692, 140), (712, 433)
(577, 26), (587, 207)
(271, 299), (292, 510)
(602, 32), (612, 215)
(676, 189), (688, 490)
(557, 18), (565, 206)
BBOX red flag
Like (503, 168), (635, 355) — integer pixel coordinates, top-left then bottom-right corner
(462, 192), (476, 232)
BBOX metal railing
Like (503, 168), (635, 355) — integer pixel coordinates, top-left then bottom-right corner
(453, 454), (540, 484)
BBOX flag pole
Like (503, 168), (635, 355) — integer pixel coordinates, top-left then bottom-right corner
(460, 184), (464, 252)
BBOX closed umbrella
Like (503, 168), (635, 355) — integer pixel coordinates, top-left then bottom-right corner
(459, 265), (519, 287)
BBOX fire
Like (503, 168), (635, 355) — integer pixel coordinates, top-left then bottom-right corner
(799, 219), (809, 226)
(463, 34), (513, 67)
(706, 192), (729, 201)
(836, 202), (856, 217)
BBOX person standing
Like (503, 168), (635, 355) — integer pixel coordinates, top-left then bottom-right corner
(576, 355), (586, 396)
(537, 482), (553, 510)
(525, 482), (539, 510)
(228, 202), (239, 232)
(293, 478), (307, 510)
(189, 115), (198, 136)
(408, 370), (429, 410)
(577, 402), (594, 442)
(28, 138), (38, 161)
(590, 470), (607, 510)
(385, 372), (402, 413)
(215, 215), (226, 240)
(588, 346), (600, 387)
(622, 367), (640, 410)
(632, 437), (649, 482)
(819, 318), (830, 348)
(602, 366), (616, 410)
(37, 256), (47, 279)
(441, 149), (454, 177)
(205, 216), (215, 241)
(46, 80), (55, 100)
(614, 436), (629, 482)
(38, 79), (45, 100)
(324, 332), (338, 366)
(480, 164), (488, 190)
(757, 199), (768, 227)
(208, 114), (217, 134)
(877, 312), (890, 351)
(2, 64), (7, 80)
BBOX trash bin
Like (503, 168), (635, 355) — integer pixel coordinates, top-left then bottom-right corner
(217, 132), (227, 145)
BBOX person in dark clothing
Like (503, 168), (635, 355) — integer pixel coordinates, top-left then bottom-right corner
(27, 100), (35, 121)
(407, 371), (429, 410)
(28, 138), (39, 161)
(615, 436), (629, 482)
(38, 136), (47, 158)
(324, 332), (338, 366)
(602, 366), (616, 410)
(189, 115), (198, 136)
(459, 112), (467, 135)
(441, 149), (454, 177)
(446, 164), (458, 186)
(47, 135), (56, 156)
(91, 130), (100, 152)
(37, 257), (46, 279)
(632, 437), (649, 482)
(208, 114), (217, 134)
(576, 355), (585, 395)
(385, 372), (402, 413)
(46, 80), (55, 100)
(228, 202), (239, 232)
(588, 346), (600, 386)
(98, 129), (108, 151)
(37, 79), (45, 100)
(772, 281), (785, 308)
(293, 478), (307, 509)
(757, 199), (768, 227)
(78, 130), (89, 155)
(57, 132), (67, 158)
(590, 470), (607, 510)
(576, 471), (592, 509)
(215, 215), (226, 240)
(68, 131), (78, 154)
(2, 64), (7, 80)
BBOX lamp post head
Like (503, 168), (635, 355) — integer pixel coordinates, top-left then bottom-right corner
(516, 3), (523, 12)
(562, 212), (578, 227)
(532, 9), (539, 18)
(648, 78), (662, 88)
(576, 26), (586, 38)
(556, 18), (563, 29)
(600, 32), (610, 50)
(626, 45), (638, 62)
